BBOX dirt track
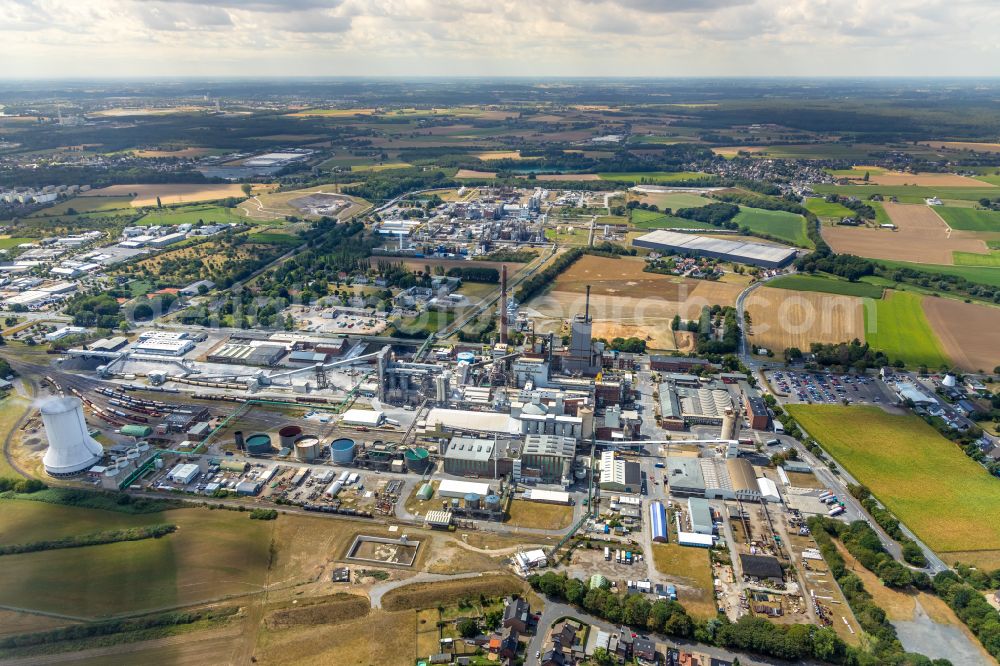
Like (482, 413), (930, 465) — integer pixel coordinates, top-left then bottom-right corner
(923, 296), (1000, 371)
(823, 202), (988, 264)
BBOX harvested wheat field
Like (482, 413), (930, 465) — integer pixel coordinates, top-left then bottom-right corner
(745, 287), (870, 352)
(862, 171), (993, 187)
(922, 141), (1000, 154)
(525, 255), (745, 350)
(519, 173), (601, 181)
(923, 296), (1000, 371)
(454, 169), (496, 179)
(823, 202), (989, 264)
(133, 147), (215, 158)
(81, 183), (250, 207)
(475, 150), (538, 161)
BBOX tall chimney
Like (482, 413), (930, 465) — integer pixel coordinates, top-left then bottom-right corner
(500, 265), (508, 344)
(585, 285), (591, 322)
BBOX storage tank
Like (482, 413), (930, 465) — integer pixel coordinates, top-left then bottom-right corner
(330, 438), (356, 464)
(234, 431), (245, 451)
(485, 494), (502, 512)
(450, 497), (460, 509)
(464, 493), (481, 510)
(417, 482), (434, 500)
(294, 435), (321, 462)
(457, 351), (475, 364)
(404, 447), (431, 473)
(126, 449), (140, 460)
(40, 396), (104, 477)
(245, 433), (273, 455)
(279, 425), (303, 449)
(136, 442), (150, 453)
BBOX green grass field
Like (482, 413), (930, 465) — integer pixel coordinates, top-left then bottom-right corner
(953, 251), (1000, 267)
(933, 206), (1000, 232)
(544, 227), (591, 245)
(0, 237), (33, 250)
(768, 273), (884, 299)
(631, 209), (714, 230)
(873, 258), (1000, 288)
(786, 405), (1000, 561)
(870, 201), (892, 226)
(0, 501), (274, 618)
(29, 196), (134, 217)
(824, 167), (887, 177)
(813, 184), (999, 204)
(864, 290), (948, 367)
(803, 198), (854, 219)
(247, 231), (301, 246)
(973, 174), (1000, 186)
(640, 193), (710, 210)
(135, 204), (245, 226)
(733, 207), (811, 247)
(598, 171), (716, 184)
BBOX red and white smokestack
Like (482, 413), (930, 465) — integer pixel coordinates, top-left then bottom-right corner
(500, 264), (508, 344)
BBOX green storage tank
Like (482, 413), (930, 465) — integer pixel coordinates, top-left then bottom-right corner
(404, 447), (431, 473)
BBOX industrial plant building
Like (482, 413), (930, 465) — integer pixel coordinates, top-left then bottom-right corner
(633, 230), (798, 269)
(663, 455), (762, 502)
(599, 450), (641, 493)
(740, 382), (771, 430)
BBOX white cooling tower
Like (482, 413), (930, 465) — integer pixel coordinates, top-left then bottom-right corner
(40, 396), (104, 477)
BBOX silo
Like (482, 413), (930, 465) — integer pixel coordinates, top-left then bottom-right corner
(294, 435), (321, 462)
(464, 493), (481, 510)
(330, 438), (356, 464)
(245, 433), (273, 455)
(40, 396), (104, 477)
(722, 409), (738, 441)
(279, 425), (303, 449)
(404, 447), (430, 473)
(485, 494), (502, 512)
(457, 351), (475, 364)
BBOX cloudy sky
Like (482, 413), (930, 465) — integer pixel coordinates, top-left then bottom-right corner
(1, 0), (997, 78)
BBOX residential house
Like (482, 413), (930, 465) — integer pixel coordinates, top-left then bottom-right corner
(502, 597), (530, 633)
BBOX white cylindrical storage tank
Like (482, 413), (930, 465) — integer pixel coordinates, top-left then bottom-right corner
(325, 481), (343, 497)
(41, 396), (103, 477)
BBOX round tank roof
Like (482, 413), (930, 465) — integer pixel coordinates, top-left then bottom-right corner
(279, 425), (303, 437)
(405, 447), (429, 460)
(331, 438), (356, 451)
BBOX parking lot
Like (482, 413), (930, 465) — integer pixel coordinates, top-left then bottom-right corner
(765, 370), (890, 406)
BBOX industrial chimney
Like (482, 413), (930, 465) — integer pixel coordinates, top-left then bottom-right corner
(585, 285), (591, 322)
(40, 396), (103, 477)
(500, 265), (508, 344)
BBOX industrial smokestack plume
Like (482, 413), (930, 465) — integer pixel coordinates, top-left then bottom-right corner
(40, 396), (103, 477)
(585, 285), (591, 322)
(500, 265), (508, 344)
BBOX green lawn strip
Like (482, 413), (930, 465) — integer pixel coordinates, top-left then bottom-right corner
(933, 206), (1000, 232)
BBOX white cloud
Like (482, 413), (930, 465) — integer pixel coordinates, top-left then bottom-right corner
(0, 0), (997, 77)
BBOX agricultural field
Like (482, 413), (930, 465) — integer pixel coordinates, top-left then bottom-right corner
(545, 226), (591, 245)
(475, 150), (539, 161)
(631, 191), (710, 210)
(0, 236), (33, 250)
(862, 171), (989, 187)
(598, 171), (715, 184)
(934, 206), (1000, 232)
(81, 184), (251, 207)
(0, 500), (275, 618)
(651, 543), (717, 620)
(132, 147), (219, 158)
(350, 163), (412, 172)
(823, 202), (990, 265)
(630, 209), (713, 230)
(813, 183), (999, 204)
(803, 198), (854, 219)
(864, 290), (949, 368)
(921, 141), (1000, 154)
(135, 204), (247, 226)
(733, 207), (811, 247)
(744, 287), (869, 353)
(953, 251), (1000, 266)
(871, 259), (1000, 289)
(29, 195), (134, 217)
(526, 254), (746, 351)
(454, 169), (496, 179)
(767, 273), (884, 299)
(786, 405), (1000, 567)
(286, 107), (376, 117)
(922, 297), (1000, 371)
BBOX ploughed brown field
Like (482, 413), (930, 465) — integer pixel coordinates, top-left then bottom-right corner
(745, 287), (869, 352)
(922, 296), (1000, 371)
(823, 202), (989, 264)
(861, 171), (992, 187)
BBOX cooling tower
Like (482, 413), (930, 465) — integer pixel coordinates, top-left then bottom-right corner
(41, 396), (103, 477)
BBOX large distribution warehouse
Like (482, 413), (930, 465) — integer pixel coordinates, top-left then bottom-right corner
(633, 230), (798, 268)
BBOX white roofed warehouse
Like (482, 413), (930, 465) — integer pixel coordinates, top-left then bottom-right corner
(633, 229), (798, 269)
